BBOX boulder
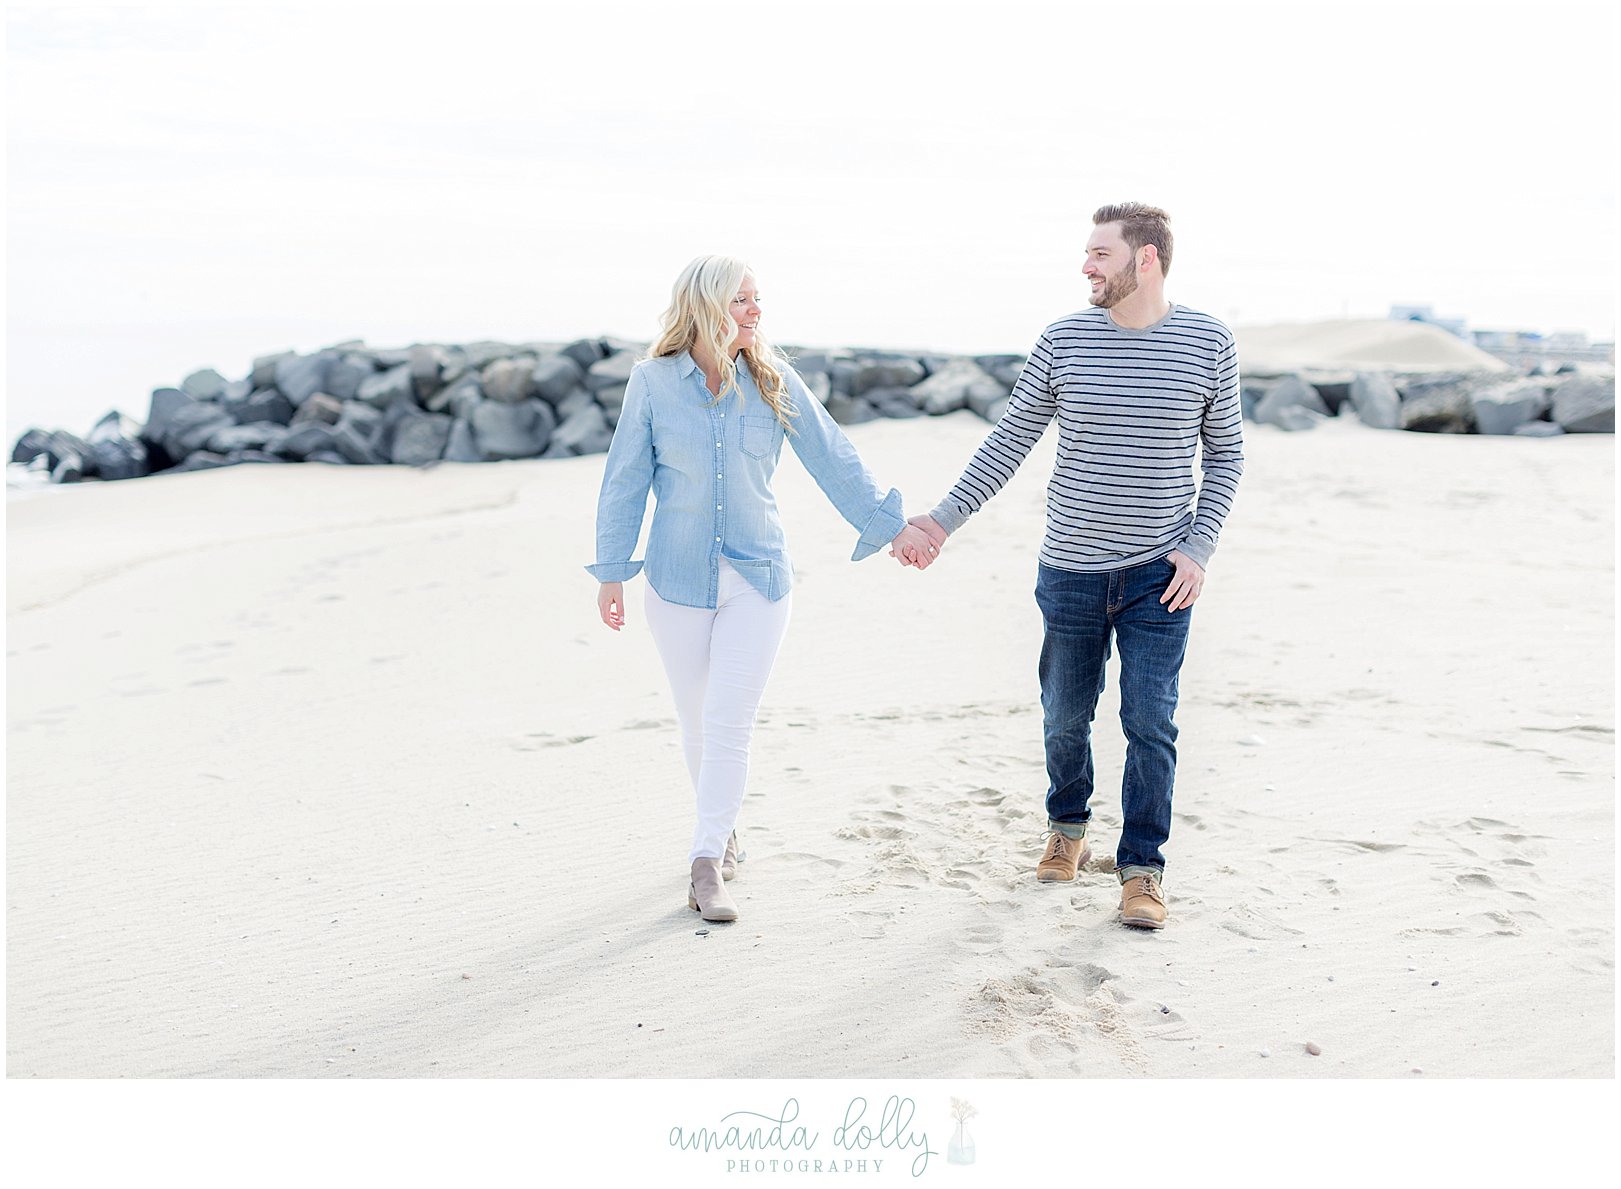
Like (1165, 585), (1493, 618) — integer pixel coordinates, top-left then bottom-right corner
(849, 356), (925, 396)
(597, 382), (629, 426)
(482, 357), (538, 404)
(169, 450), (233, 473)
(1398, 377), (1477, 433)
(206, 423), (287, 454)
(471, 398), (556, 459)
(303, 449), (351, 465)
(324, 353), (376, 401)
(142, 387), (195, 451)
(586, 350), (639, 394)
(329, 422), (384, 465)
(561, 338), (609, 371)
(864, 386), (926, 419)
(795, 369), (833, 406)
(1549, 373), (1615, 433)
(356, 363), (413, 410)
(552, 385), (595, 421)
(163, 403), (235, 459)
(90, 436), (151, 480)
(274, 351), (336, 406)
(910, 359), (1006, 416)
(86, 410), (141, 446)
(461, 341), (521, 370)
(974, 397), (1010, 425)
(1472, 379), (1552, 436)
(1346, 372), (1401, 429)
(251, 350), (293, 389)
(825, 393), (880, 425)
(235, 389), (296, 426)
(1512, 421), (1565, 437)
(11, 428), (54, 464)
(181, 368), (228, 401)
(442, 417), (482, 463)
(550, 401), (613, 455)
(975, 355), (1028, 389)
(1254, 376), (1330, 430)
(389, 411), (454, 466)
(532, 354), (587, 403)
(222, 449), (284, 466)
(426, 371), (481, 415)
(291, 393), (344, 426)
(410, 344), (450, 403)
(274, 424), (341, 461)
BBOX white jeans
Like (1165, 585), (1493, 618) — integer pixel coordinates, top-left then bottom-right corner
(644, 559), (792, 863)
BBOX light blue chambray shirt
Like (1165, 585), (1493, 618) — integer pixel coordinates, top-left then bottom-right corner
(586, 352), (906, 608)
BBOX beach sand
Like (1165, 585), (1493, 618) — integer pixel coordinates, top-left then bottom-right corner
(6, 413), (1613, 1078)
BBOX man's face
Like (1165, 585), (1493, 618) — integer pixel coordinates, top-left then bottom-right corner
(1083, 222), (1140, 308)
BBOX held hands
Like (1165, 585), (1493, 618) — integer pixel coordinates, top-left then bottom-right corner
(889, 514), (949, 570)
(597, 582), (626, 630)
(1160, 550), (1204, 612)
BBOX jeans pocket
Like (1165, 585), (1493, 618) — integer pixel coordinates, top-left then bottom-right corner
(740, 415), (779, 459)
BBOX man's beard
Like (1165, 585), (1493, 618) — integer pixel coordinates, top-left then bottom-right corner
(1090, 261), (1139, 308)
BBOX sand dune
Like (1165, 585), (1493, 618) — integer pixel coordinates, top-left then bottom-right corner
(6, 414), (1612, 1077)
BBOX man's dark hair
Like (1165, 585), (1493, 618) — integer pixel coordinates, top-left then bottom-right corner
(1093, 202), (1173, 277)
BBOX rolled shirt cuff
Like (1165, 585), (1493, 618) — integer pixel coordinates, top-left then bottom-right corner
(585, 560), (645, 583)
(927, 497), (968, 535)
(850, 487), (906, 561)
(1173, 537), (1214, 570)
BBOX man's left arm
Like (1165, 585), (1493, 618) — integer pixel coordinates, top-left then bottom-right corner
(1163, 335), (1245, 611)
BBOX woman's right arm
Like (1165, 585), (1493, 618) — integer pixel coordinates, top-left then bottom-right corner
(585, 368), (654, 623)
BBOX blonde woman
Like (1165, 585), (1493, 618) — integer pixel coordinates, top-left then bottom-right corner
(588, 255), (937, 923)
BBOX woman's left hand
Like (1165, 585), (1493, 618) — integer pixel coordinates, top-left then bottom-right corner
(598, 582), (627, 630)
(889, 524), (939, 570)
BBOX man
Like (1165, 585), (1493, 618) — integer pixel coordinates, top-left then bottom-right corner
(909, 203), (1243, 929)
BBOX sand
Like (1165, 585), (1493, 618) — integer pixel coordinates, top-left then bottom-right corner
(5, 412), (1613, 1079)
(1235, 318), (1511, 374)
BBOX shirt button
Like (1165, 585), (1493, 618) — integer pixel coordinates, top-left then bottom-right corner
(715, 441), (722, 447)
(716, 504), (722, 510)
(717, 473), (722, 479)
(715, 536), (721, 542)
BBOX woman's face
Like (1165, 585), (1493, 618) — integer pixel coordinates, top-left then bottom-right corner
(728, 275), (761, 353)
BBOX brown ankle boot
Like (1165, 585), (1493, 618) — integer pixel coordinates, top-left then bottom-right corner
(688, 858), (738, 922)
(1119, 873), (1167, 929)
(1036, 830), (1091, 882)
(721, 831), (744, 881)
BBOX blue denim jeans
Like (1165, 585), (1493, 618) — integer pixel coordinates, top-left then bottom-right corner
(1034, 559), (1192, 882)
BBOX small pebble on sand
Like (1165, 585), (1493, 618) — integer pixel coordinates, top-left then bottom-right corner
(1431, 980), (1440, 987)
(1259, 1048), (1271, 1058)
(1306, 1042), (1322, 1056)
(695, 929), (710, 936)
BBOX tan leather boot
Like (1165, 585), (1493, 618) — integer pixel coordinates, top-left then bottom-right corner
(689, 858), (738, 922)
(1035, 831), (1091, 882)
(1119, 873), (1168, 929)
(721, 831), (744, 882)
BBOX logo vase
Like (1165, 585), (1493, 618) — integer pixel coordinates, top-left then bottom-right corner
(948, 1119), (976, 1165)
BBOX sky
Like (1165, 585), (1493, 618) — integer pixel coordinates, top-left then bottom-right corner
(5, 0), (1616, 442)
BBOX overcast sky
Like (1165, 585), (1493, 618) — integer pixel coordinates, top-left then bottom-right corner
(6, 0), (1615, 440)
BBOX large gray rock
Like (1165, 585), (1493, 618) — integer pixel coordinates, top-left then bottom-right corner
(274, 351), (336, 406)
(1398, 377), (1477, 433)
(470, 398), (556, 459)
(206, 423), (287, 454)
(586, 350), (639, 394)
(974, 396), (1009, 424)
(90, 436), (151, 480)
(87, 409), (142, 444)
(825, 393), (880, 425)
(181, 368), (228, 401)
(482, 357), (538, 404)
(597, 382), (629, 426)
(461, 341), (521, 370)
(975, 355), (1028, 390)
(329, 422), (384, 465)
(552, 385), (595, 421)
(1472, 379), (1552, 435)
(550, 401), (612, 455)
(1550, 373), (1615, 433)
(411, 345), (450, 403)
(11, 428), (53, 464)
(389, 411), (454, 466)
(291, 393), (344, 426)
(795, 369), (833, 406)
(273, 424), (340, 461)
(426, 371), (481, 415)
(356, 363), (413, 410)
(163, 403), (234, 459)
(235, 389), (296, 426)
(1254, 376), (1330, 430)
(910, 359), (1007, 416)
(443, 417), (482, 463)
(532, 354), (587, 403)
(1512, 421), (1566, 437)
(560, 338), (609, 371)
(849, 356), (925, 396)
(142, 387), (194, 451)
(251, 351), (293, 389)
(1347, 373), (1402, 429)
(169, 450), (233, 474)
(864, 386), (926, 418)
(324, 353), (376, 402)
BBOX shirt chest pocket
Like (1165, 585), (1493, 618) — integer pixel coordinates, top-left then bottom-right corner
(740, 414), (781, 460)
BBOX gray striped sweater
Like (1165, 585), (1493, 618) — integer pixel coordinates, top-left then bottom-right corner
(929, 303), (1244, 571)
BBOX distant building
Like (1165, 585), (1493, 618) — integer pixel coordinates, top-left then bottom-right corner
(1392, 305), (1613, 371)
(1389, 304), (1470, 340)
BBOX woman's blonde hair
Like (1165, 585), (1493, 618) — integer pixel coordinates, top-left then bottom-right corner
(648, 255), (796, 428)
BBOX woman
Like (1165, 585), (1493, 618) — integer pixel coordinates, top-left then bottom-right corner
(587, 255), (936, 923)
